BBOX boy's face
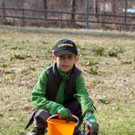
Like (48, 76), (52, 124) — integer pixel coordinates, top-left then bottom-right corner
(53, 53), (79, 74)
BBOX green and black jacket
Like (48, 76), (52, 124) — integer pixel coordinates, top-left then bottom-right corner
(32, 64), (94, 115)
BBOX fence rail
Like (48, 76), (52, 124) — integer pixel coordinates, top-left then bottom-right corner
(0, 6), (135, 30)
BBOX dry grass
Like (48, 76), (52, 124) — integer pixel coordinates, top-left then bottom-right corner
(0, 25), (135, 135)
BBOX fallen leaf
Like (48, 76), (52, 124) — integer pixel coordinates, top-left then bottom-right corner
(18, 83), (23, 86)
(0, 114), (4, 117)
(24, 106), (31, 111)
(0, 97), (4, 101)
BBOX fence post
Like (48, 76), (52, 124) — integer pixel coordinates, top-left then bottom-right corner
(134, 45), (135, 61)
(22, 8), (24, 26)
(102, 14), (104, 29)
(86, 0), (89, 29)
(60, 12), (62, 29)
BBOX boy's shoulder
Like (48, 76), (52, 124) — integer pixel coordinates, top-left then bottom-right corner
(74, 65), (82, 73)
(70, 65), (82, 78)
(46, 65), (53, 71)
(45, 64), (61, 80)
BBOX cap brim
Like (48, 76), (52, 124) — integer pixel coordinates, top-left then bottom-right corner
(54, 50), (77, 56)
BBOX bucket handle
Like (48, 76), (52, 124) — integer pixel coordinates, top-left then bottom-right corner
(47, 114), (79, 127)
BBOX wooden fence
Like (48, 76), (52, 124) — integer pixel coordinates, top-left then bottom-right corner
(0, 6), (135, 31)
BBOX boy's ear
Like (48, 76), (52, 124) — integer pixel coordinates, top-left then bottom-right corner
(75, 56), (79, 63)
(52, 55), (57, 62)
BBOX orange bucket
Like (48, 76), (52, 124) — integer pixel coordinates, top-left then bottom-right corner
(47, 114), (79, 135)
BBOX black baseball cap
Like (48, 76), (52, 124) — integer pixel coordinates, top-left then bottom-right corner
(54, 39), (78, 56)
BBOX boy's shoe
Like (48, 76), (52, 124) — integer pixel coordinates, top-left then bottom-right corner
(27, 128), (45, 135)
(27, 129), (36, 135)
(73, 127), (84, 135)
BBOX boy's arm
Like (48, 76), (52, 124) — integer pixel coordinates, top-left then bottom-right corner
(31, 70), (63, 115)
(74, 74), (98, 134)
(74, 74), (94, 115)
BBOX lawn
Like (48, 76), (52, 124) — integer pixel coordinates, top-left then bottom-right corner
(0, 25), (135, 135)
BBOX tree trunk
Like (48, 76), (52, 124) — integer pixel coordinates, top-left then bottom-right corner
(43, 0), (47, 18)
(124, 0), (127, 23)
(2, 1), (5, 20)
(112, 0), (116, 15)
(71, 0), (76, 21)
(94, 0), (98, 14)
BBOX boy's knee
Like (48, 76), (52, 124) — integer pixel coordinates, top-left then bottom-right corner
(34, 109), (50, 128)
(35, 116), (45, 126)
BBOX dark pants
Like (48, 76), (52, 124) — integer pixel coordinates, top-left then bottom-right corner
(34, 100), (83, 129)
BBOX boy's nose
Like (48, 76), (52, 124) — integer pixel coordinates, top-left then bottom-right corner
(63, 57), (68, 62)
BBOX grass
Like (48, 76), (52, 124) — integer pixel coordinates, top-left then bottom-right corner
(0, 25), (135, 135)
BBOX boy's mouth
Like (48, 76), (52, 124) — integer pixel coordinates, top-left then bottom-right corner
(62, 65), (69, 68)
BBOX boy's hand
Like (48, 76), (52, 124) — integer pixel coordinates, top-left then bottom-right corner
(83, 113), (98, 134)
(57, 107), (71, 119)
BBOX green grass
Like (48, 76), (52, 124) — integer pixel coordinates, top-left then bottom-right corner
(0, 25), (135, 135)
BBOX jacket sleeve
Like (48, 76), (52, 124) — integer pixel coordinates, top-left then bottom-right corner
(74, 74), (94, 115)
(31, 70), (63, 115)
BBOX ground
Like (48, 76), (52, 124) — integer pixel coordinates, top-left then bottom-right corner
(0, 25), (135, 135)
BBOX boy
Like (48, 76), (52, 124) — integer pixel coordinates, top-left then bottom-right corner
(26, 39), (98, 135)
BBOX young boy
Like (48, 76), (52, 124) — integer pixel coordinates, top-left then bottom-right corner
(26, 39), (98, 135)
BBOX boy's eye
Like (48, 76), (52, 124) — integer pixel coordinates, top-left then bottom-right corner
(59, 55), (64, 59)
(68, 55), (73, 59)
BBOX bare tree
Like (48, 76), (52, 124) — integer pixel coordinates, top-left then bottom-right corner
(124, 0), (127, 23)
(43, 0), (48, 18)
(94, 0), (99, 14)
(2, 1), (5, 20)
(70, 0), (76, 21)
(112, 0), (116, 14)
